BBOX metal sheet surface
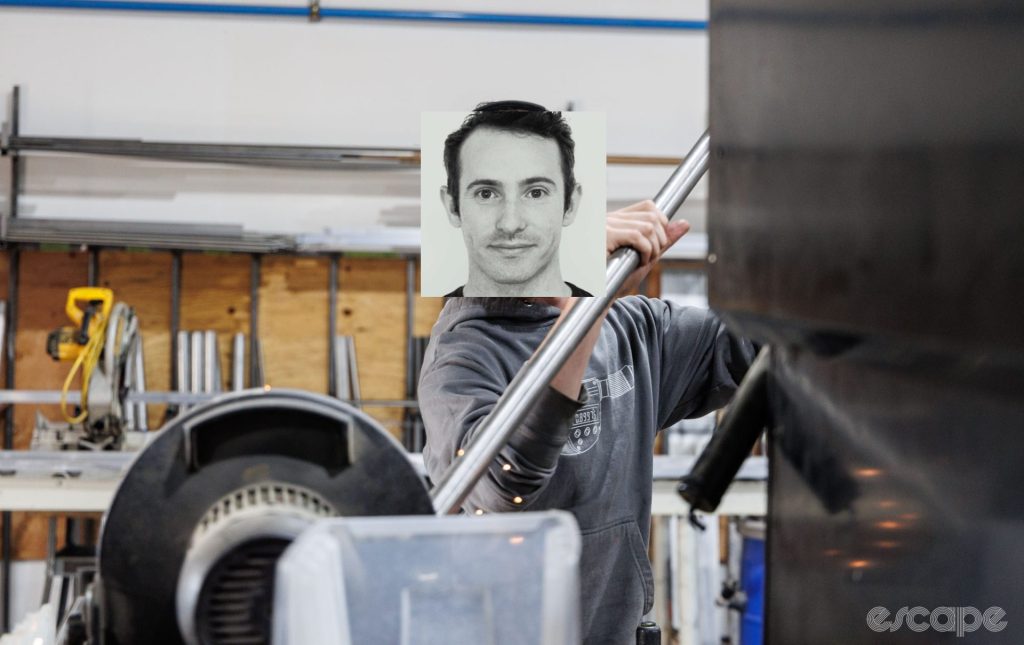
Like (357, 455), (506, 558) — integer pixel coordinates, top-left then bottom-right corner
(708, 0), (1024, 355)
(708, 1), (1024, 643)
(768, 349), (1024, 643)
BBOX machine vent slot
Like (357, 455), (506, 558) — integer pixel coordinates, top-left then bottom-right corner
(196, 538), (290, 645)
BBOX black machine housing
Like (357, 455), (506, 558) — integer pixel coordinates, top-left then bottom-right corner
(708, 0), (1024, 642)
(95, 389), (433, 645)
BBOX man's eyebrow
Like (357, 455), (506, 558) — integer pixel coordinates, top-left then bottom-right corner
(519, 177), (557, 187)
(463, 177), (556, 192)
(464, 179), (501, 191)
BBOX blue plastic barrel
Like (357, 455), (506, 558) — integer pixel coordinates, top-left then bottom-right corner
(740, 534), (765, 645)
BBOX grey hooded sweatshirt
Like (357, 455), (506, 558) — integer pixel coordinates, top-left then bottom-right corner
(419, 296), (756, 645)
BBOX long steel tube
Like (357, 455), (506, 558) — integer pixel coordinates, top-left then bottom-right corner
(176, 331), (190, 396)
(203, 330), (218, 392)
(190, 331), (203, 396)
(231, 333), (245, 391)
(327, 255), (339, 397)
(170, 252), (182, 390)
(431, 130), (710, 515)
(133, 335), (149, 431)
(249, 255), (261, 388)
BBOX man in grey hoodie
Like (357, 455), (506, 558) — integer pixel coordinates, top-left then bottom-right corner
(419, 199), (757, 644)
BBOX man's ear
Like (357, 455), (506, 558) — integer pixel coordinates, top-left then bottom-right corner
(440, 186), (462, 228)
(562, 183), (582, 227)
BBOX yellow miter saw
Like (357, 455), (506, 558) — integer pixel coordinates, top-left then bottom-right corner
(34, 287), (149, 451)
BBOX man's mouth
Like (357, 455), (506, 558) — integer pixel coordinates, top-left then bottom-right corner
(489, 242), (535, 250)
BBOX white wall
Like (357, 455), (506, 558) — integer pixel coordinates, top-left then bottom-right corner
(0, 0), (708, 244)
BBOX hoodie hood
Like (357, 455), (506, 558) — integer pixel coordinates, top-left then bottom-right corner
(424, 297), (563, 372)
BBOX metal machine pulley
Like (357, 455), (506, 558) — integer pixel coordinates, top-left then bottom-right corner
(95, 389), (434, 645)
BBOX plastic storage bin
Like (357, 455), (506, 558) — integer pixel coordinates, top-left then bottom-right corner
(273, 511), (581, 645)
(739, 521), (765, 645)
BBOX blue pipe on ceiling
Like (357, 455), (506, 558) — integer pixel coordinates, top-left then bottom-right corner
(0, 0), (708, 30)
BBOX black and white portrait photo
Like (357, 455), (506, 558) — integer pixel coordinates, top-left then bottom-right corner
(420, 101), (606, 297)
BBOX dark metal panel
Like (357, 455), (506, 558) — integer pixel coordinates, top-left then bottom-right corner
(768, 349), (1024, 643)
(708, 0), (1024, 355)
(708, 1), (1024, 643)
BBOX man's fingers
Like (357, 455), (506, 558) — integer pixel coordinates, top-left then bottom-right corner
(610, 204), (669, 238)
(609, 226), (654, 264)
(606, 201), (681, 266)
(664, 220), (691, 249)
(615, 199), (658, 214)
(607, 217), (667, 250)
(608, 225), (658, 264)
(630, 231), (654, 264)
(612, 200), (668, 223)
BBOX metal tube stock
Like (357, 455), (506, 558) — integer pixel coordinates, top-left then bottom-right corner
(211, 336), (222, 392)
(170, 251), (182, 391)
(0, 302), (6, 385)
(87, 249), (99, 287)
(249, 255), (261, 387)
(189, 331), (203, 396)
(404, 258), (416, 449)
(677, 347), (770, 513)
(231, 333), (245, 391)
(123, 345), (136, 430)
(334, 335), (350, 400)
(133, 336), (149, 431)
(327, 255), (339, 397)
(5, 86), (21, 238)
(347, 336), (361, 403)
(176, 331), (190, 395)
(252, 339), (265, 387)
(203, 330), (218, 392)
(430, 131), (710, 515)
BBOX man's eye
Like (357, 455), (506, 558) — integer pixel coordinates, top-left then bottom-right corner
(525, 187), (549, 199)
(474, 188), (498, 200)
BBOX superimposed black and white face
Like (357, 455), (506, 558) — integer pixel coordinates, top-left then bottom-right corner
(443, 127), (579, 294)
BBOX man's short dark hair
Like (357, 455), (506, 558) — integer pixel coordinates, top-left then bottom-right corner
(443, 100), (576, 214)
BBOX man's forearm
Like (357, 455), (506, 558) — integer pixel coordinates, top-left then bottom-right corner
(545, 297), (610, 400)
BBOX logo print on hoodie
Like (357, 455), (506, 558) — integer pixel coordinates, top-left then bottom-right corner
(562, 365), (635, 456)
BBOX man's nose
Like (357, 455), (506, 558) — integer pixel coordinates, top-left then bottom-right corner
(494, 201), (527, 235)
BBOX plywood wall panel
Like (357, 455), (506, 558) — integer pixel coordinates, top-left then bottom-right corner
(13, 251), (89, 449)
(337, 258), (407, 438)
(10, 250), (89, 560)
(259, 256), (329, 393)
